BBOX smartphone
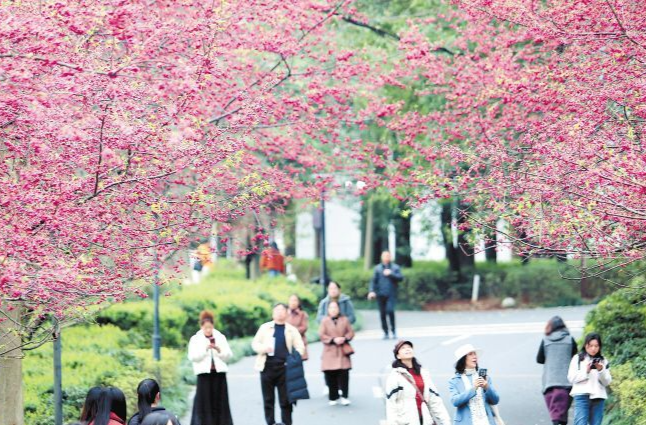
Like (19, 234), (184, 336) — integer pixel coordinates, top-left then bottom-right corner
(478, 368), (488, 378)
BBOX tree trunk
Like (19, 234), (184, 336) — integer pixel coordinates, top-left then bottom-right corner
(484, 221), (497, 263)
(283, 201), (297, 257)
(250, 254), (261, 280)
(393, 201), (412, 267)
(0, 302), (24, 425)
(440, 200), (460, 276)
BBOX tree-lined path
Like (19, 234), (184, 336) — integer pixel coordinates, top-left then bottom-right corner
(182, 306), (592, 425)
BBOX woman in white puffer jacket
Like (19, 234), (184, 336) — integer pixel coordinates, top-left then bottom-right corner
(386, 340), (451, 425)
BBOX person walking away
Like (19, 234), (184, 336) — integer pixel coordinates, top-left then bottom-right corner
(448, 344), (501, 425)
(187, 310), (234, 425)
(537, 316), (578, 425)
(386, 340), (451, 425)
(252, 303), (305, 425)
(79, 387), (104, 425)
(568, 333), (612, 425)
(319, 300), (355, 406)
(316, 281), (356, 325)
(128, 379), (181, 425)
(260, 242), (286, 278)
(367, 251), (403, 339)
(90, 387), (127, 425)
(286, 294), (309, 361)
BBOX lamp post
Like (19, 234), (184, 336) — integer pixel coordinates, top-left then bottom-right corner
(53, 319), (62, 425)
(312, 191), (327, 297)
(319, 192), (327, 296)
(152, 253), (161, 361)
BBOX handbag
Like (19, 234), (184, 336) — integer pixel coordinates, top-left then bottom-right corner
(341, 341), (355, 356)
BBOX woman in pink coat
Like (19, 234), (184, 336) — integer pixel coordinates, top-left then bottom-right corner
(319, 300), (355, 406)
(286, 294), (309, 361)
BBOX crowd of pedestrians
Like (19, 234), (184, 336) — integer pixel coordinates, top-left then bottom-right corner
(69, 252), (611, 425)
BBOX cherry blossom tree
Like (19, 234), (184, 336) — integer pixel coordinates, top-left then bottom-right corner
(0, 2), (385, 418)
(360, 0), (646, 276)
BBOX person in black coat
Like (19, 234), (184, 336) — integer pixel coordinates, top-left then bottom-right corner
(128, 379), (181, 425)
(367, 250), (404, 339)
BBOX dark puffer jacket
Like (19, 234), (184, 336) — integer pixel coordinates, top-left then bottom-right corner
(285, 350), (309, 404)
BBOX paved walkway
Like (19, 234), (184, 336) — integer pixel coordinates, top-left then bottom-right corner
(182, 306), (593, 425)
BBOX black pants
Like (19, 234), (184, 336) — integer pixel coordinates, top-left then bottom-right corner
(191, 372), (233, 425)
(377, 295), (396, 334)
(324, 369), (349, 400)
(260, 362), (292, 425)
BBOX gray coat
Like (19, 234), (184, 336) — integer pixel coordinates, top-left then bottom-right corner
(537, 329), (578, 393)
(369, 263), (404, 297)
(316, 294), (356, 324)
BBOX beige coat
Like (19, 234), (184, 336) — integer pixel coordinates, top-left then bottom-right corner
(251, 321), (304, 372)
(286, 308), (309, 361)
(319, 315), (355, 371)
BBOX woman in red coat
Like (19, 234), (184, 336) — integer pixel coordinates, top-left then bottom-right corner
(286, 294), (309, 360)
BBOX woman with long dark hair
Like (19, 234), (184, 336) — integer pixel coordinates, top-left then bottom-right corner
(79, 387), (104, 425)
(385, 340), (451, 425)
(187, 310), (234, 425)
(448, 344), (501, 425)
(90, 387), (127, 425)
(128, 379), (181, 425)
(568, 333), (612, 425)
(537, 316), (578, 425)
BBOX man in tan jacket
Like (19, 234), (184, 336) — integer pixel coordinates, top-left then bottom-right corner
(252, 303), (305, 425)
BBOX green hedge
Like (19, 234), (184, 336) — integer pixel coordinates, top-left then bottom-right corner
(293, 258), (615, 308)
(584, 282), (646, 425)
(24, 266), (319, 424)
(96, 271), (318, 347)
(23, 325), (189, 425)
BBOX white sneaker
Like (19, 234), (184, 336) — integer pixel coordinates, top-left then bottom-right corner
(340, 397), (351, 406)
(329, 400), (338, 406)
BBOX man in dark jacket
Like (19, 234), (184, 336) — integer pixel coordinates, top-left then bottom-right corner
(368, 251), (404, 339)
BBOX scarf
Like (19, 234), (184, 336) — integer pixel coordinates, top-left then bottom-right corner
(461, 369), (489, 425)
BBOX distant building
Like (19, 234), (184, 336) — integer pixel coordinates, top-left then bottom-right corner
(294, 199), (512, 263)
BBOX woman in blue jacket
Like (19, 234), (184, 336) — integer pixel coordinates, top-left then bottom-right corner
(448, 344), (501, 425)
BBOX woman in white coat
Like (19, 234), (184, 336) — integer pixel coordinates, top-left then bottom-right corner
(567, 333), (612, 425)
(187, 310), (234, 425)
(386, 340), (451, 425)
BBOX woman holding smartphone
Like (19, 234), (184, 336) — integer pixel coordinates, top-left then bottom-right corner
(568, 333), (612, 425)
(187, 310), (234, 425)
(448, 344), (501, 425)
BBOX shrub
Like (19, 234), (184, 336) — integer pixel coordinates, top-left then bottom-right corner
(95, 271), (319, 346)
(583, 280), (646, 424)
(23, 325), (188, 425)
(297, 258), (601, 308)
(96, 302), (188, 348)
